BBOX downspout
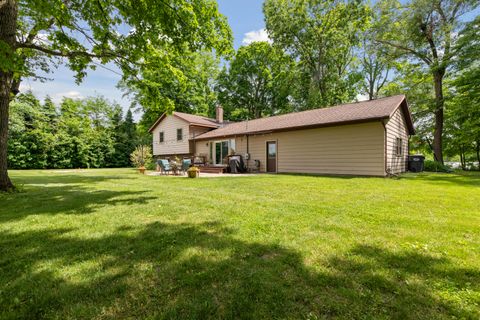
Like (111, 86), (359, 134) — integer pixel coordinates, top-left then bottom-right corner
(191, 126), (196, 157)
(246, 134), (250, 168)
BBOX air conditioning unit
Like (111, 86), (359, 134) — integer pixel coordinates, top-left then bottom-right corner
(244, 153), (250, 160)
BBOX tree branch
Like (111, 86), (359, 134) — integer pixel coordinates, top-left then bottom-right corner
(17, 42), (108, 58)
(23, 18), (55, 45)
(376, 39), (432, 65)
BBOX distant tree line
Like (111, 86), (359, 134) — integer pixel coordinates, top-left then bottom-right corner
(8, 93), (138, 169)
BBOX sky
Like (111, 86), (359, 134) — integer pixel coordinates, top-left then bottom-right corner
(20, 0), (268, 121)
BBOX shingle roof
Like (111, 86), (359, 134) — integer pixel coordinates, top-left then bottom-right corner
(173, 112), (220, 128)
(194, 95), (414, 140)
(148, 111), (220, 132)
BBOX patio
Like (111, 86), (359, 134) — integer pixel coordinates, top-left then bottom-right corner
(147, 171), (259, 178)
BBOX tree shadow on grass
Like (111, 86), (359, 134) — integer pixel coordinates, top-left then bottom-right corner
(403, 172), (480, 187)
(11, 172), (131, 185)
(1, 222), (478, 319)
(0, 174), (155, 222)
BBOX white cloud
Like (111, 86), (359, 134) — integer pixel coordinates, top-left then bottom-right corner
(356, 93), (369, 102)
(64, 90), (83, 98)
(50, 91), (84, 103)
(33, 32), (50, 46)
(242, 28), (272, 45)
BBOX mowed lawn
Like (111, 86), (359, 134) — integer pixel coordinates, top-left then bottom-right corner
(1, 169), (479, 319)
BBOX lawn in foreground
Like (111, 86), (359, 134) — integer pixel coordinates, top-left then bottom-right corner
(1, 169), (479, 319)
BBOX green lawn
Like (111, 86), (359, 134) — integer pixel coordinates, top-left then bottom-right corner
(1, 169), (479, 319)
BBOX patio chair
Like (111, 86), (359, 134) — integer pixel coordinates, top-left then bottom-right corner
(193, 155), (206, 166)
(180, 158), (192, 175)
(157, 159), (172, 175)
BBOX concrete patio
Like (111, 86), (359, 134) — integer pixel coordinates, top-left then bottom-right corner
(146, 171), (259, 178)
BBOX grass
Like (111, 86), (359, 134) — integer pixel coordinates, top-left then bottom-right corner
(1, 169), (479, 319)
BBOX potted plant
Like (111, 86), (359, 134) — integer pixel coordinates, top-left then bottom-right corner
(187, 166), (200, 178)
(170, 155), (181, 175)
(130, 145), (153, 174)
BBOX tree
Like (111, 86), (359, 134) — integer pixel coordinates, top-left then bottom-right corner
(7, 92), (53, 169)
(216, 42), (295, 120)
(264, 0), (371, 109)
(358, 9), (395, 101)
(375, 0), (479, 163)
(127, 49), (223, 132)
(449, 15), (480, 169)
(8, 92), (140, 169)
(359, 38), (391, 100)
(109, 108), (137, 167)
(0, 0), (232, 191)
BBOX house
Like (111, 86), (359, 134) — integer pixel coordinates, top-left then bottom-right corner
(148, 95), (415, 176)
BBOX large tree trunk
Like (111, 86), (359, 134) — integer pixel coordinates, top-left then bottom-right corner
(432, 71), (444, 164)
(476, 141), (480, 171)
(0, 0), (18, 192)
(460, 146), (466, 170)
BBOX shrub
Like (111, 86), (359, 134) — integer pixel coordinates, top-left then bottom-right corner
(423, 160), (453, 173)
(130, 145), (153, 168)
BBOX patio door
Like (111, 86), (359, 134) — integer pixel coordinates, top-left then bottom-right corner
(266, 141), (277, 173)
(214, 141), (229, 165)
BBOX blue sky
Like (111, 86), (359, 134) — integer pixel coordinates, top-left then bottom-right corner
(20, 0), (267, 120)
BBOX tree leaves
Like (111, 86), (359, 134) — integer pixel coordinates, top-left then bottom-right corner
(8, 93), (138, 169)
(264, 0), (371, 108)
(216, 42), (295, 120)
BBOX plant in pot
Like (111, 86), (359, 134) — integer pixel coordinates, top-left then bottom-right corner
(187, 166), (200, 178)
(170, 155), (181, 175)
(130, 145), (153, 174)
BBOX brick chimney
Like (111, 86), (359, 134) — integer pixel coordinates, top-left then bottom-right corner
(216, 105), (223, 124)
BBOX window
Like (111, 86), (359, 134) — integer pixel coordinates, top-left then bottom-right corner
(396, 138), (403, 156)
(268, 142), (276, 158)
(159, 131), (164, 143)
(177, 128), (183, 141)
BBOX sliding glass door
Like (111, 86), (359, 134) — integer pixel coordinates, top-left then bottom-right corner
(214, 141), (229, 165)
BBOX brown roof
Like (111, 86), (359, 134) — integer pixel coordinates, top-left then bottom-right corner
(148, 111), (220, 133)
(194, 95), (414, 140)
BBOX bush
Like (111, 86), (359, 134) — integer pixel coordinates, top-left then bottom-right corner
(423, 160), (453, 173)
(145, 161), (157, 171)
(130, 145), (153, 168)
